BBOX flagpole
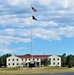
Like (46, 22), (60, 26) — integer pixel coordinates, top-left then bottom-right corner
(31, 17), (33, 62)
(30, 6), (37, 63)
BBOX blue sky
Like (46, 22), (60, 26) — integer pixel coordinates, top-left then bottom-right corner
(0, 0), (74, 55)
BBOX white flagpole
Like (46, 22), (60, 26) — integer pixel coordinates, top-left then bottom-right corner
(30, 5), (37, 63)
(31, 17), (33, 62)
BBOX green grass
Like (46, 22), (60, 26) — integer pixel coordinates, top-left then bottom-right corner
(0, 67), (74, 74)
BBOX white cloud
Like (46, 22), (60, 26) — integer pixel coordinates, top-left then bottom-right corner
(33, 28), (61, 41)
(0, 36), (31, 44)
(7, 0), (30, 7)
(0, 14), (31, 28)
(33, 26), (74, 41)
(0, 0), (74, 54)
(32, 20), (58, 27)
(39, 0), (68, 9)
(58, 26), (74, 38)
(38, 0), (51, 6)
(0, 25), (74, 44)
(0, 28), (31, 37)
(63, 0), (68, 8)
(0, 47), (26, 54)
(0, 48), (12, 54)
(68, 0), (74, 8)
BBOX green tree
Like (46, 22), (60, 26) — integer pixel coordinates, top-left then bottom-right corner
(61, 53), (66, 67)
(0, 56), (4, 67)
(2, 53), (11, 67)
(66, 54), (74, 68)
(25, 54), (31, 56)
(41, 58), (50, 66)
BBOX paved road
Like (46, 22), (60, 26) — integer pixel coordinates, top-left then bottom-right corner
(26, 72), (74, 75)
(1, 72), (74, 75)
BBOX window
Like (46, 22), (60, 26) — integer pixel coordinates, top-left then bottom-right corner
(25, 63), (27, 66)
(12, 63), (14, 65)
(53, 58), (55, 60)
(8, 63), (10, 65)
(8, 59), (10, 61)
(17, 63), (19, 65)
(41, 58), (43, 61)
(12, 59), (14, 61)
(57, 62), (59, 65)
(25, 59), (27, 61)
(29, 59), (30, 61)
(37, 58), (39, 60)
(57, 58), (59, 60)
(22, 59), (23, 61)
(33, 59), (34, 61)
(53, 62), (55, 65)
(17, 59), (18, 61)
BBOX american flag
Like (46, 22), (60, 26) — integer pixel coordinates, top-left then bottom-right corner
(31, 7), (37, 12)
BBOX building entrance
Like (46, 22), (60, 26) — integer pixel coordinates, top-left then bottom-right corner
(29, 62), (35, 67)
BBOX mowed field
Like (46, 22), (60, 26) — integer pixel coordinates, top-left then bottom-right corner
(0, 67), (74, 74)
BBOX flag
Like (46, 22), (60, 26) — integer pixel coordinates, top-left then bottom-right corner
(31, 6), (37, 12)
(32, 16), (37, 20)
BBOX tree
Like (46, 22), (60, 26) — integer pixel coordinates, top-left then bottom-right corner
(61, 53), (67, 67)
(1, 53), (11, 67)
(0, 56), (4, 67)
(41, 58), (50, 66)
(25, 54), (31, 56)
(66, 54), (74, 68)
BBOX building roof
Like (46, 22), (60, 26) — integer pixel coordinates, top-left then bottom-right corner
(16, 55), (51, 58)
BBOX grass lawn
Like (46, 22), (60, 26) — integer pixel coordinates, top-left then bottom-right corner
(0, 67), (74, 74)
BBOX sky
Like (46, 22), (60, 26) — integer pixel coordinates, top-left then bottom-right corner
(0, 0), (74, 56)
